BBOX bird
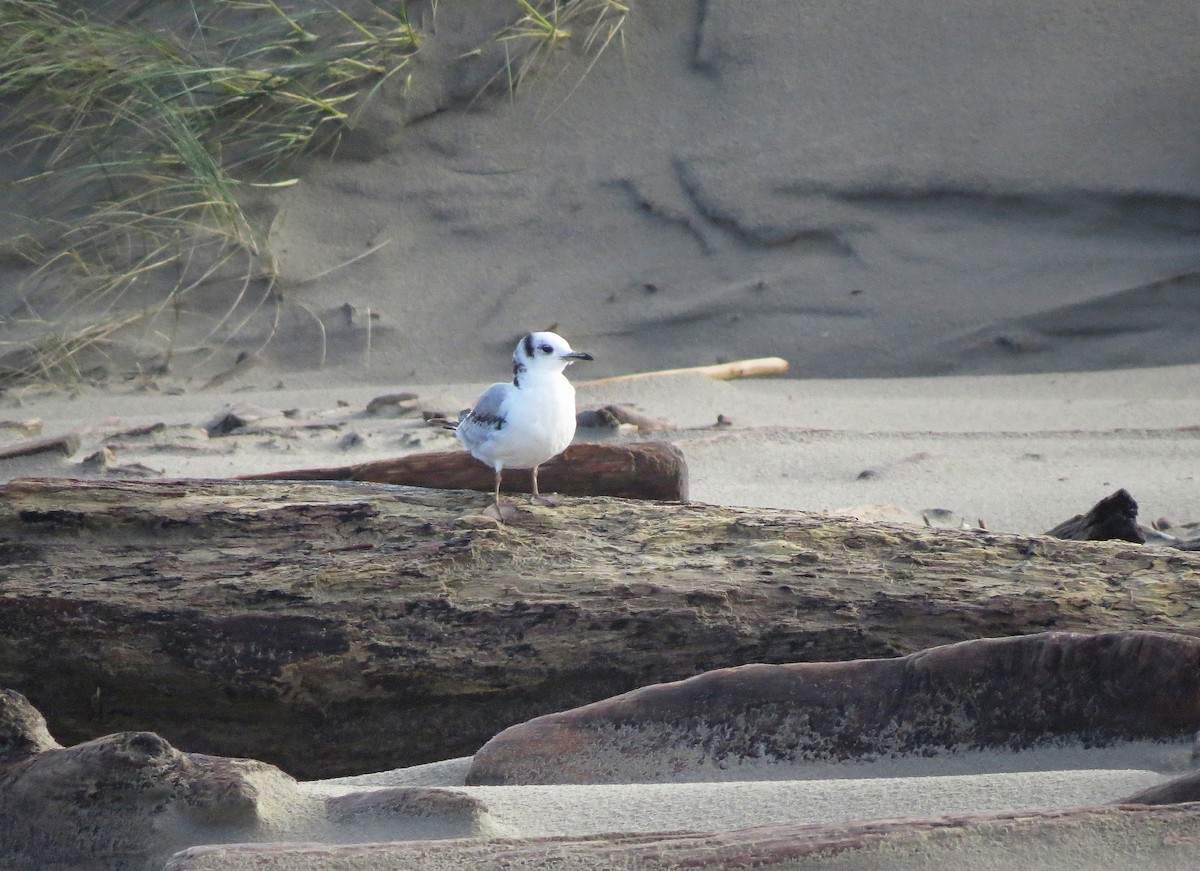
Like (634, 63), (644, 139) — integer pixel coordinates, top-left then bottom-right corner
(451, 331), (593, 518)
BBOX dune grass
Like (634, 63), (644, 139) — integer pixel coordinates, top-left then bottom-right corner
(0, 0), (628, 389)
(498, 0), (628, 93)
(0, 0), (419, 387)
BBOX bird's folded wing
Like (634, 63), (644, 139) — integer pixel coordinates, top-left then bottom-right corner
(456, 382), (510, 449)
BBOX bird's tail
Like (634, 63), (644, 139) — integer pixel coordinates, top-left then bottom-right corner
(437, 409), (471, 432)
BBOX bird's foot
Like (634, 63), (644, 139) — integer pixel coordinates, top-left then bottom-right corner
(529, 494), (559, 507)
(484, 502), (519, 523)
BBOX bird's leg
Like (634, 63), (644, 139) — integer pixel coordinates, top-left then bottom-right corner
(484, 468), (513, 522)
(530, 465), (558, 507)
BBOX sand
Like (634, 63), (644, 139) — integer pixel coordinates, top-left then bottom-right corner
(2, 0), (1199, 866)
(308, 768), (1168, 837)
(3, 363), (1196, 536)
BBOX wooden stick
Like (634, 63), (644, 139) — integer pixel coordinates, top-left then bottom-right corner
(577, 356), (788, 387)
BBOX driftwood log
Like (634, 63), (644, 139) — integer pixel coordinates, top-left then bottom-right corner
(164, 804), (1200, 871)
(4, 636), (1199, 871)
(1, 477), (1198, 778)
(0, 431), (80, 461)
(239, 441), (688, 501)
(467, 631), (1200, 785)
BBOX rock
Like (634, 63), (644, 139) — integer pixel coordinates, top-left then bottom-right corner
(1046, 488), (1145, 543)
(1119, 768), (1200, 805)
(0, 723), (296, 871)
(204, 403), (277, 436)
(365, 392), (420, 415)
(80, 447), (116, 471)
(466, 631), (1200, 785)
(575, 407), (622, 430)
(576, 404), (673, 433)
(0, 689), (60, 764)
(337, 431), (364, 450)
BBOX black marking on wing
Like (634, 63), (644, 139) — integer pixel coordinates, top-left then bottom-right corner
(467, 409), (505, 430)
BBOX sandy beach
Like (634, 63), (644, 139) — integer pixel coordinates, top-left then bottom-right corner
(3, 363), (1197, 536)
(2, 0), (1200, 868)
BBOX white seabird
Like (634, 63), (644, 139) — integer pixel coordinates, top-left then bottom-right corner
(452, 331), (593, 517)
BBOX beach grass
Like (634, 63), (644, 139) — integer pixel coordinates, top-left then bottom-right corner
(498, 0), (628, 93)
(0, 0), (419, 387)
(0, 0), (628, 389)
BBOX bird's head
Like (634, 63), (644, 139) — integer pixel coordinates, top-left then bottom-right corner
(512, 331), (593, 379)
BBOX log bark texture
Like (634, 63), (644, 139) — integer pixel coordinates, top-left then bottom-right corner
(239, 441), (688, 501)
(1, 477), (1198, 778)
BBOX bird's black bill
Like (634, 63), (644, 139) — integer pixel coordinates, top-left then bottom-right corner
(563, 351), (594, 361)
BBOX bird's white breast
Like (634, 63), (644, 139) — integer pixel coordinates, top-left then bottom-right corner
(473, 375), (577, 470)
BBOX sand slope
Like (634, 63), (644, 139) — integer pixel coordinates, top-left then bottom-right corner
(256, 0), (1200, 383)
(5, 0), (1200, 385)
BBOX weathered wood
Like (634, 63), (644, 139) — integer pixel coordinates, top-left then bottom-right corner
(364, 392), (419, 415)
(1046, 488), (1145, 543)
(0, 477), (1198, 778)
(238, 441), (689, 501)
(165, 804), (1200, 871)
(0, 431), (80, 461)
(467, 631), (1200, 785)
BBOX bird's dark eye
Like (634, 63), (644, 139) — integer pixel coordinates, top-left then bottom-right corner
(539, 344), (553, 354)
